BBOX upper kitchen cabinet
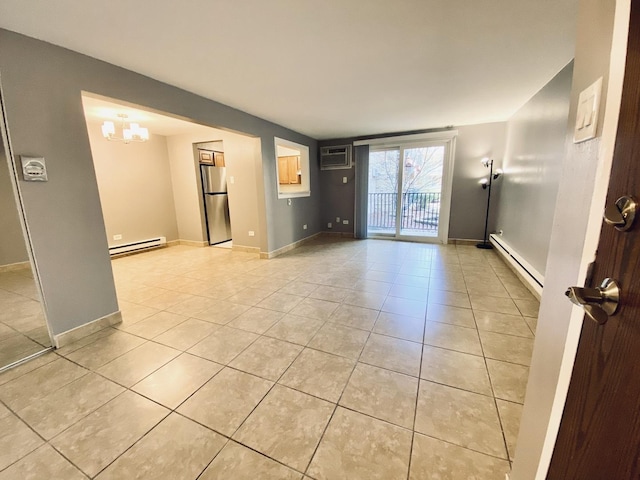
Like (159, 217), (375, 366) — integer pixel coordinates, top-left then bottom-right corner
(278, 155), (301, 185)
(274, 137), (310, 198)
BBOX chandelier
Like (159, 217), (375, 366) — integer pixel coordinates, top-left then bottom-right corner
(101, 114), (149, 143)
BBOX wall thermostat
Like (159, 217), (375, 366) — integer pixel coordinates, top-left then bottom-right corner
(20, 156), (48, 182)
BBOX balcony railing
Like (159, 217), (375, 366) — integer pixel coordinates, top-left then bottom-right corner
(368, 192), (441, 232)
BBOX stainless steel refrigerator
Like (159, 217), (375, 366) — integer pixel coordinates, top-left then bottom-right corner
(201, 165), (232, 245)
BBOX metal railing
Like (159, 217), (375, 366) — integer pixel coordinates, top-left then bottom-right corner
(368, 192), (441, 232)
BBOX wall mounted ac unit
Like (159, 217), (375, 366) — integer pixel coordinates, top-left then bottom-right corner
(320, 145), (352, 170)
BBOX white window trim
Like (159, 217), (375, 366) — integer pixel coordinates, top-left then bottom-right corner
(353, 130), (458, 148)
(363, 135), (457, 245)
(274, 137), (311, 199)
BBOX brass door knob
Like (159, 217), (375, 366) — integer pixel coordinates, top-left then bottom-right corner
(565, 278), (620, 325)
(604, 196), (637, 231)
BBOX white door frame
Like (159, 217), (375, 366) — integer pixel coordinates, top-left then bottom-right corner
(511, 1), (630, 477)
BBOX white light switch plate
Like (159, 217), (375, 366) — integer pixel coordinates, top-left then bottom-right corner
(574, 77), (602, 143)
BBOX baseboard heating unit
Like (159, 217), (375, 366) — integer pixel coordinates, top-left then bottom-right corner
(490, 233), (543, 298)
(109, 236), (167, 256)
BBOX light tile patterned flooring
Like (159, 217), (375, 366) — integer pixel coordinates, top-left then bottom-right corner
(0, 268), (51, 369)
(0, 237), (539, 479)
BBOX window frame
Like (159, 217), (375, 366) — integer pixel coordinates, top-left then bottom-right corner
(274, 137), (311, 199)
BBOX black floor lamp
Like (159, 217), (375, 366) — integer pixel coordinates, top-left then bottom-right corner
(477, 157), (502, 249)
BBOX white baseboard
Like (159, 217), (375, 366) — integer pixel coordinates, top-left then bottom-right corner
(232, 245), (260, 254)
(54, 311), (122, 348)
(177, 239), (208, 247)
(260, 232), (322, 259)
(0, 261), (31, 273)
(449, 238), (483, 245)
(490, 234), (543, 299)
(321, 231), (355, 238)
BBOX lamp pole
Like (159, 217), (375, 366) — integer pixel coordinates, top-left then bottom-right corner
(477, 158), (495, 249)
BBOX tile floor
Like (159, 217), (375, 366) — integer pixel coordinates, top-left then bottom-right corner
(0, 267), (51, 369)
(0, 237), (539, 479)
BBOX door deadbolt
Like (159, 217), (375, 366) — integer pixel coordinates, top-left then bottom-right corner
(604, 195), (637, 231)
(565, 278), (620, 325)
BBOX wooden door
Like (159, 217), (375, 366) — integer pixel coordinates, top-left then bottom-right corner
(548, 4), (640, 478)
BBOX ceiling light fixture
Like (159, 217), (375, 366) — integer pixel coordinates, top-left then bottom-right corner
(101, 114), (149, 143)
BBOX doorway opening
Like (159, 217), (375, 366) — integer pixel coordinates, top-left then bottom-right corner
(81, 93), (263, 259)
(196, 141), (233, 247)
(367, 140), (453, 243)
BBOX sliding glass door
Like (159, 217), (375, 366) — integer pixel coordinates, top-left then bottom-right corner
(367, 141), (451, 242)
(399, 145), (444, 236)
(368, 148), (400, 236)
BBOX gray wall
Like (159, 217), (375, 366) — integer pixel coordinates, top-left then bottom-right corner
(450, 122), (507, 240)
(0, 141), (28, 266)
(86, 122), (179, 246)
(0, 29), (319, 336)
(496, 62), (574, 276)
(318, 163), (357, 234)
(319, 122), (508, 240)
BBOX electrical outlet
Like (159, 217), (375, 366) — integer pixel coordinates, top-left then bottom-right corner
(248, 231), (255, 237)
(327, 222), (332, 229)
(113, 234), (122, 241)
(287, 199), (292, 206)
(343, 219), (349, 225)
(342, 177), (347, 184)
(303, 224), (307, 230)
(336, 217), (340, 223)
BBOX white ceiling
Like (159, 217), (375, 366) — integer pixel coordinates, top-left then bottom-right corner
(0, 0), (578, 140)
(81, 95), (221, 137)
